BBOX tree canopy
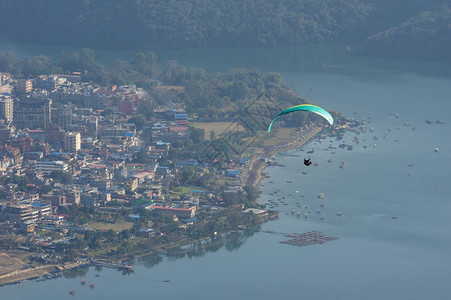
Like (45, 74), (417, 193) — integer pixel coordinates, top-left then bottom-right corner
(0, 0), (448, 61)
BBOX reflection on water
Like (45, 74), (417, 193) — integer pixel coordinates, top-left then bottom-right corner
(138, 230), (256, 268)
(137, 253), (164, 269)
(62, 267), (89, 279)
(94, 265), (103, 272)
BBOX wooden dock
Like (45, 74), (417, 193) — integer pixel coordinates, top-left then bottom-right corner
(280, 231), (339, 247)
(91, 259), (134, 271)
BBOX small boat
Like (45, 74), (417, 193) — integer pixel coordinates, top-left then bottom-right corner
(90, 282), (95, 287)
(81, 279), (86, 284)
(435, 147), (439, 152)
(163, 280), (171, 283)
(69, 289), (75, 295)
(337, 211), (343, 216)
(318, 193), (325, 198)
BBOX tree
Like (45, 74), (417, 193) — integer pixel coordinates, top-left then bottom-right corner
(209, 130), (216, 141)
(161, 60), (188, 85)
(188, 127), (205, 144)
(133, 150), (149, 163)
(128, 115), (146, 131)
(60, 48), (101, 72)
(138, 100), (155, 119)
(101, 108), (115, 117)
(108, 59), (134, 85)
(132, 52), (160, 78)
(244, 186), (258, 203)
(20, 55), (62, 78)
(50, 171), (73, 184)
(120, 229), (131, 240)
(0, 52), (19, 74)
(40, 185), (52, 194)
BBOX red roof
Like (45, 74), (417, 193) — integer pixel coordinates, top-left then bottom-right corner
(28, 130), (45, 133)
(169, 126), (188, 133)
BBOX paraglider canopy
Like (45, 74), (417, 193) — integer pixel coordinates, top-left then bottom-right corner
(267, 104), (333, 132)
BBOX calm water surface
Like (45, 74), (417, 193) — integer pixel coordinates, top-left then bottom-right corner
(1, 44), (450, 300)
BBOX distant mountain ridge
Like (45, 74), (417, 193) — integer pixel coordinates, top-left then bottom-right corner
(364, 5), (451, 60)
(0, 0), (449, 61)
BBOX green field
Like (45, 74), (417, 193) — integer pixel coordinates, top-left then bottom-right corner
(191, 122), (246, 140)
(88, 221), (134, 232)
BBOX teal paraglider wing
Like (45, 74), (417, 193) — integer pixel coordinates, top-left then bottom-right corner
(267, 104), (333, 132)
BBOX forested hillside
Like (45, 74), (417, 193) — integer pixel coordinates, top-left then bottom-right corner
(0, 0), (449, 61)
(364, 5), (451, 60)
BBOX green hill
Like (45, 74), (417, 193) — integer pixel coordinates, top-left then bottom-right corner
(0, 0), (449, 61)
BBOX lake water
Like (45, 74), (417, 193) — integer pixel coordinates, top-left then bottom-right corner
(1, 44), (450, 299)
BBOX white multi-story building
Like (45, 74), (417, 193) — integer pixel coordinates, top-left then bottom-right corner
(3, 204), (39, 224)
(34, 161), (68, 175)
(64, 132), (81, 152)
(0, 96), (13, 123)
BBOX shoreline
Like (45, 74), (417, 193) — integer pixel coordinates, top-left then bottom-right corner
(0, 125), (323, 287)
(0, 231), (254, 286)
(242, 124), (324, 190)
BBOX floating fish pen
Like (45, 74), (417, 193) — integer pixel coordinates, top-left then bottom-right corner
(281, 231), (339, 247)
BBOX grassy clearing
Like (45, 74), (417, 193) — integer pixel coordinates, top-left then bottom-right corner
(172, 186), (196, 195)
(263, 127), (294, 146)
(191, 122), (246, 140)
(88, 221), (134, 232)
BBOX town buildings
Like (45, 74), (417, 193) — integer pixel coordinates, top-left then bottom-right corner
(0, 95), (14, 123)
(13, 97), (52, 129)
(64, 132), (81, 152)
